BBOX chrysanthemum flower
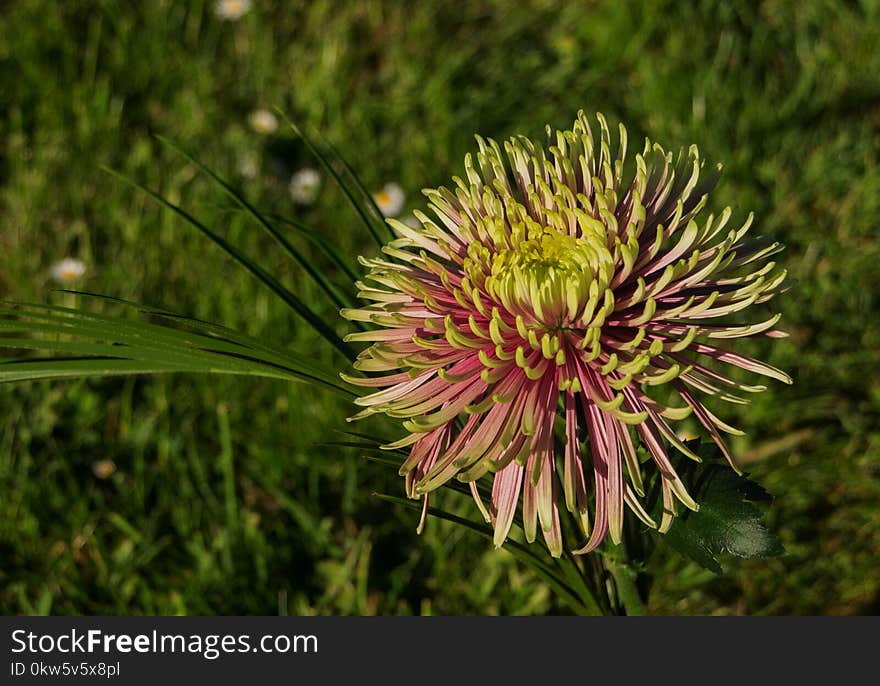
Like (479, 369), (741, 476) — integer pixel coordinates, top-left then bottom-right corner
(50, 258), (86, 284)
(289, 168), (321, 205)
(215, 0), (251, 21)
(342, 112), (790, 557)
(248, 109), (278, 135)
(373, 182), (406, 217)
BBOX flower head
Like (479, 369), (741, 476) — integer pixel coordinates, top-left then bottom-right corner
(373, 182), (406, 217)
(215, 0), (251, 21)
(50, 258), (86, 284)
(238, 151), (259, 179)
(289, 168), (321, 205)
(92, 460), (117, 479)
(248, 109), (278, 135)
(342, 112), (790, 556)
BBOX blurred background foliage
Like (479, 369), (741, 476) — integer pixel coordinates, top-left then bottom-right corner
(1, 0), (878, 615)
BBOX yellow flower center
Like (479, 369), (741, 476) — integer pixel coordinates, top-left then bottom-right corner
(486, 229), (614, 328)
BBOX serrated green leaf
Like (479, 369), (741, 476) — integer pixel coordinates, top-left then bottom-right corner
(662, 443), (785, 574)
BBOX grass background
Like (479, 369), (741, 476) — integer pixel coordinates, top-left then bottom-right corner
(1, 0), (878, 615)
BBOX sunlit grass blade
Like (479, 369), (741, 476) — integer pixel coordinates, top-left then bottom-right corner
(239, 210), (366, 330)
(0, 300), (353, 396)
(336, 426), (603, 612)
(64, 295), (349, 384)
(279, 112), (390, 249)
(154, 135), (351, 312)
(101, 166), (355, 362)
(0, 303), (348, 392)
(66, 291), (355, 374)
(321, 135), (392, 237)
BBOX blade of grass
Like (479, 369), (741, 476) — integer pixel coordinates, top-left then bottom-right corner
(155, 135), (352, 312)
(280, 113), (389, 249)
(248, 212), (366, 332)
(217, 403), (237, 575)
(101, 166), (355, 361)
(54, 291), (351, 385)
(0, 301), (352, 395)
(322, 134), (393, 238)
(347, 430), (606, 613)
(263, 213), (360, 285)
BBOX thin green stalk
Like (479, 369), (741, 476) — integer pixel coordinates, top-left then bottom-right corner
(605, 557), (647, 616)
(375, 492), (599, 615)
(345, 429), (611, 615)
(102, 166), (356, 361)
(263, 213), (361, 285)
(280, 113), (388, 249)
(218, 403), (237, 574)
(323, 136), (394, 241)
(558, 505), (613, 615)
(155, 136), (352, 312)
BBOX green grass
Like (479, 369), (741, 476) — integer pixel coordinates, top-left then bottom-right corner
(1, 0), (878, 615)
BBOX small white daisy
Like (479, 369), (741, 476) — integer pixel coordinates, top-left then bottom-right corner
(215, 0), (251, 21)
(248, 109), (278, 135)
(50, 258), (86, 284)
(238, 152), (259, 179)
(92, 460), (117, 479)
(373, 182), (405, 217)
(289, 168), (321, 205)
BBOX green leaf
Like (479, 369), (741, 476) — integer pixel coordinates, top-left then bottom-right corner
(0, 297), (353, 397)
(661, 443), (785, 574)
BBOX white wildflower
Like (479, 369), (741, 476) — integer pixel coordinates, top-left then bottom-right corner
(248, 109), (278, 135)
(238, 152), (259, 179)
(373, 182), (405, 217)
(50, 258), (86, 284)
(215, 0), (251, 21)
(289, 168), (321, 205)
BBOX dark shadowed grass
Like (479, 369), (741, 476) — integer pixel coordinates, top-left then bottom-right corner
(1, 0), (878, 615)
